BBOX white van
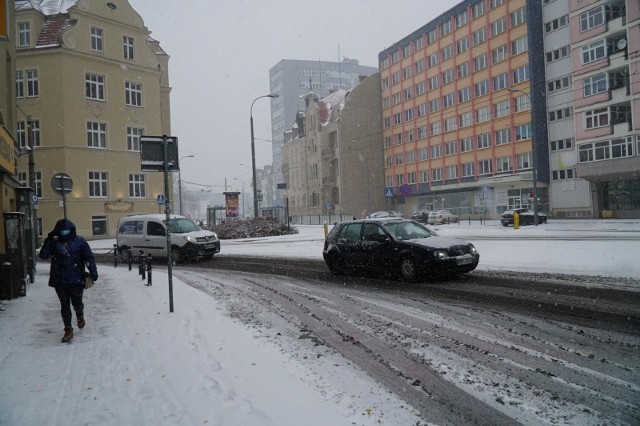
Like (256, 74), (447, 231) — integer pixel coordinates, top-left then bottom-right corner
(116, 214), (220, 262)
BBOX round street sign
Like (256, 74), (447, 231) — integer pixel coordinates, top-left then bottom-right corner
(51, 172), (73, 195)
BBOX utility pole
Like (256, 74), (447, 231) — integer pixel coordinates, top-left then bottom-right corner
(27, 117), (39, 248)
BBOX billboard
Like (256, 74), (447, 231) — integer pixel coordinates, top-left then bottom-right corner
(224, 192), (240, 218)
(140, 136), (179, 171)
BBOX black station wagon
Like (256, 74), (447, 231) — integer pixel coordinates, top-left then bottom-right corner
(322, 218), (479, 282)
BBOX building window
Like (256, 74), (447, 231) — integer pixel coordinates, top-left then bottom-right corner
(549, 107), (572, 122)
(495, 128), (511, 145)
(456, 11), (468, 28)
(407, 150), (415, 163)
(386, 176), (393, 187)
(473, 55), (487, 73)
(456, 37), (468, 54)
(493, 73), (508, 91)
(417, 103), (426, 117)
(472, 28), (486, 46)
(404, 108), (414, 121)
(17, 22), (30, 47)
(403, 44), (411, 58)
(91, 216), (108, 236)
(583, 73), (608, 97)
(545, 15), (569, 33)
(441, 45), (453, 61)
(550, 138), (574, 152)
(431, 121), (441, 135)
(404, 87), (412, 101)
(127, 127), (144, 151)
(476, 106), (490, 123)
(496, 155), (512, 173)
(491, 45), (508, 64)
(580, 5), (604, 32)
(445, 140), (457, 155)
(403, 66), (412, 80)
(495, 100), (510, 118)
(392, 50), (401, 64)
(396, 174), (405, 186)
(511, 7), (527, 27)
(384, 136), (392, 148)
(432, 168), (443, 182)
(585, 107), (609, 129)
(416, 81), (425, 95)
(581, 39), (606, 64)
(515, 124), (532, 141)
(443, 92), (455, 108)
(407, 171), (417, 184)
(546, 45), (570, 63)
(382, 97), (390, 109)
(87, 122), (107, 148)
(490, 17), (506, 37)
(427, 28), (437, 44)
(462, 162), (474, 177)
(91, 27), (103, 52)
(429, 98), (440, 113)
(515, 95), (531, 112)
(441, 20), (452, 36)
(445, 117), (457, 132)
(419, 148), (428, 161)
(395, 154), (404, 166)
(475, 80), (489, 97)
(393, 92), (401, 105)
(86, 73), (105, 100)
(15, 71), (24, 98)
(383, 116), (391, 128)
(459, 87), (471, 103)
(548, 76), (571, 93)
(415, 36), (423, 50)
(512, 65), (530, 84)
(385, 156), (393, 168)
(391, 71), (401, 85)
(88, 171), (108, 197)
(473, 1), (485, 19)
(517, 153), (532, 170)
(431, 144), (442, 158)
(26, 69), (39, 97)
(459, 112), (472, 127)
(34, 171), (42, 197)
(512, 35), (528, 56)
(415, 59), (424, 74)
(457, 62), (469, 79)
(420, 170), (429, 183)
(491, 0), (505, 9)
(477, 133), (491, 149)
(478, 159), (493, 175)
(428, 75), (439, 90)
(417, 126), (428, 139)
(123, 36), (135, 59)
(394, 112), (402, 125)
(128, 174), (146, 198)
(446, 165), (458, 179)
(460, 137), (473, 152)
(17, 119), (41, 148)
(395, 133), (403, 145)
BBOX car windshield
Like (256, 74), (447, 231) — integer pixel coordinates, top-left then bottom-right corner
(166, 218), (200, 234)
(382, 221), (433, 241)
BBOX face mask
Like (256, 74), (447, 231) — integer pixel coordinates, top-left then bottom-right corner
(60, 230), (71, 237)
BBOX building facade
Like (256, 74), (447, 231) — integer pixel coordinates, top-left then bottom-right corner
(14, 0), (171, 238)
(282, 74), (386, 220)
(568, 0), (640, 219)
(268, 58), (378, 213)
(379, 0), (548, 219)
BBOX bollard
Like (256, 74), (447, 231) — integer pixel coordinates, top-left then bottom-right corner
(128, 250), (133, 271)
(323, 222), (328, 238)
(138, 250), (145, 279)
(146, 254), (152, 286)
(113, 244), (118, 268)
(514, 212), (520, 229)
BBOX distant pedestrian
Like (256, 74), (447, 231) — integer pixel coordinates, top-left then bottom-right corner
(39, 219), (98, 343)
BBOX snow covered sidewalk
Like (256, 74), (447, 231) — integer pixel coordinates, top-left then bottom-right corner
(0, 264), (421, 426)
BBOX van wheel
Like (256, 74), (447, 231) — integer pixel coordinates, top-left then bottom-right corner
(117, 246), (131, 262)
(170, 246), (182, 264)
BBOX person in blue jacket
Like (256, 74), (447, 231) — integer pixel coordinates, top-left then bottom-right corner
(39, 219), (98, 343)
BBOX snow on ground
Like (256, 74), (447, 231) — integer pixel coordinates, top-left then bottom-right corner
(1, 219), (638, 425)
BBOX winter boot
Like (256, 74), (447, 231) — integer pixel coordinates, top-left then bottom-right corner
(61, 328), (73, 343)
(77, 316), (85, 329)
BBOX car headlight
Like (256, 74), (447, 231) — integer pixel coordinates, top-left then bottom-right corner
(434, 250), (449, 259)
(468, 244), (477, 254)
(185, 236), (197, 243)
(211, 233), (218, 240)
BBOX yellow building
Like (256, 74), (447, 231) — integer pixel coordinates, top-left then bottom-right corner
(15, 0), (171, 239)
(379, 0), (548, 218)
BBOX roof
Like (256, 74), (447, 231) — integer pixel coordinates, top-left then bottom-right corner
(35, 15), (75, 48)
(16, 0), (76, 14)
(316, 89), (348, 126)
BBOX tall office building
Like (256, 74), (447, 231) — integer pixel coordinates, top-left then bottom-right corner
(14, 0), (172, 237)
(564, 0), (640, 219)
(268, 59), (377, 211)
(379, 0), (547, 219)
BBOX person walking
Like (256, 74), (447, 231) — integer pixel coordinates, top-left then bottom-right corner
(39, 219), (98, 343)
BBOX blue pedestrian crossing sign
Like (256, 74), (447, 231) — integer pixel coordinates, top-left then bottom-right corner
(157, 194), (165, 205)
(385, 187), (394, 197)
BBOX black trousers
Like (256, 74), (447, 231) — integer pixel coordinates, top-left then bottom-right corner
(54, 284), (84, 329)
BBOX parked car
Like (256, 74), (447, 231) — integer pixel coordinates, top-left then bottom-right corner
(323, 218), (479, 282)
(410, 210), (431, 222)
(116, 214), (220, 263)
(500, 208), (548, 226)
(427, 209), (459, 224)
(368, 211), (404, 218)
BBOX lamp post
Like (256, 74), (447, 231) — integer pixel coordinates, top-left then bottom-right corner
(250, 93), (279, 218)
(178, 155), (194, 215)
(508, 87), (538, 225)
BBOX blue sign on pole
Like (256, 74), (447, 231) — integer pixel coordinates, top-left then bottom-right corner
(157, 194), (165, 205)
(385, 187), (394, 197)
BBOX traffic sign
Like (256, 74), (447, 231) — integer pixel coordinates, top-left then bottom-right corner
(157, 194), (165, 205)
(51, 173), (73, 195)
(385, 187), (394, 197)
(325, 202), (333, 210)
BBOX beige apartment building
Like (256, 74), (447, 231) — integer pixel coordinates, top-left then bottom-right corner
(379, 0), (548, 219)
(14, 0), (171, 239)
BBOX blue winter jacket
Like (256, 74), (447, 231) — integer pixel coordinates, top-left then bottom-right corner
(39, 219), (98, 287)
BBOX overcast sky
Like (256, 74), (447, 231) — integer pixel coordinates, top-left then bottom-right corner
(127, 0), (453, 195)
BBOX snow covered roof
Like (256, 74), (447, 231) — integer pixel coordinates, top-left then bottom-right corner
(15, 0), (77, 14)
(35, 15), (75, 48)
(316, 89), (349, 126)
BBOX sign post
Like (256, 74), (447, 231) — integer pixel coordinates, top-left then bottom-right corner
(51, 172), (73, 219)
(140, 135), (179, 313)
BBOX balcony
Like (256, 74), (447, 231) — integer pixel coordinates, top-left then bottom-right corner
(322, 175), (337, 186)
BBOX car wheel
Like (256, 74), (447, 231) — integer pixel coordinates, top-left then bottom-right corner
(326, 253), (344, 275)
(170, 246), (182, 264)
(453, 217), (459, 223)
(399, 257), (418, 282)
(117, 245), (131, 263)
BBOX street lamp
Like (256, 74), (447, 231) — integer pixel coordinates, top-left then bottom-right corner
(508, 87), (539, 226)
(178, 155), (194, 215)
(250, 93), (279, 218)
